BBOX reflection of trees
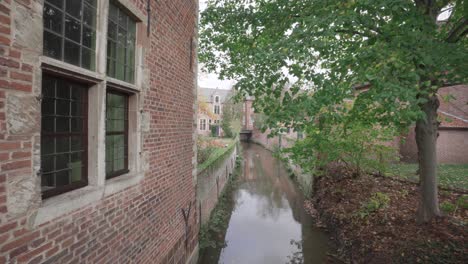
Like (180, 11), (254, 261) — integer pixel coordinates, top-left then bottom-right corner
(235, 143), (328, 263)
(240, 143), (303, 221)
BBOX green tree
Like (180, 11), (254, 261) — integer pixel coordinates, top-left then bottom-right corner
(221, 91), (243, 138)
(200, 0), (468, 222)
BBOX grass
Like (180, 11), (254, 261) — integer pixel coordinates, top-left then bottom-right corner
(197, 137), (237, 172)
(386, 163), (468, 190)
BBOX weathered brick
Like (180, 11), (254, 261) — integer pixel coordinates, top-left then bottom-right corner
(11, 151), (31, 159)
(0, 222), (17, 233)
(1, 159), (31, 171)
(0, 57), (19, 68)
(0, 141), (20, 150)
(10, 72), (31, 82)
(1, 231), (39, 252)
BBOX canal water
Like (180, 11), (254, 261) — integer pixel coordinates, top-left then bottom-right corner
(199, 143), (328, 264)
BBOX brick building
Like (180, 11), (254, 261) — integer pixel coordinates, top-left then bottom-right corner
(399, 85), (468, 164)
(1, 0), (199, 263)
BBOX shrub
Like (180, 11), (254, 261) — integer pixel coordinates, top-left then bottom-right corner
(440, 201), (456, 214)
(358, 192), (390, 218)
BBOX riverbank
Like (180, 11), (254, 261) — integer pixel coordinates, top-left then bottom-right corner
(308, 172), (467, 263)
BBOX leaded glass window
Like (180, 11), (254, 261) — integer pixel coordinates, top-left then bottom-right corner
(106, 91), (129, 178)
(43, 0), (97, 70)
(107, 2), (136, 83)
(41, 74), (88, 198)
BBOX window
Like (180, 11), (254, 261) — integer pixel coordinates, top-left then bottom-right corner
(106, 91), (129, 179)
(215, 95), (219, 103)
(214, 105), (220, 114)
(43, 0), (97, 70)
(41, 75), (88, 198)
(107, 2), (136, 83)
(200, 119), (206, 130)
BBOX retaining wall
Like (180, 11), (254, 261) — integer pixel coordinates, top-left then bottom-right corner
(197, 143), (238, 226)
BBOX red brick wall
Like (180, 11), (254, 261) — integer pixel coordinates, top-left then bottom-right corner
(400, 128), (468, 164)
(1, 1), (199, 264)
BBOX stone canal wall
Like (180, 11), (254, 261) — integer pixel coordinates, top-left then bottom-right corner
(197, 143), (238, 226)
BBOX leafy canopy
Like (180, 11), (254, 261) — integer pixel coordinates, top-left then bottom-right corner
(200, 0), (468, 134)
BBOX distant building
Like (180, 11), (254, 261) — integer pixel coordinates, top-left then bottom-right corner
(198, 87), (231, 136)
(399, 85), (468, 164)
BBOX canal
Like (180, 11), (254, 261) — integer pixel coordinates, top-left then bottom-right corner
(199, 143), (328, 264)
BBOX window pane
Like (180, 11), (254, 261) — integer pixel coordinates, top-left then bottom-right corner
(64, 40), (80, 66)
(82, 27), (95, 49)
(70, 161), (82, 182)
(83, 4), (96, 27)
(107, 3), (136, 83)
(46, 0), (63, 8)
(109, 3), (118, 22)
(41, 173), (55, 189)
(41, 75), (88, 198)
(42, 98), (55, 115)
(55, 170), (70, 187)
(42, 117), (55, 132)
(105, 91), (128, 178)
(108, 21), (117, 41)
(41, 137), (55, 156)
(43, 0), (96, 70)
(81, 48), (95, 71)
(44, 4), (63, 34)
(65, 0), (81, 19)
(56, 137), (70, 153)
(56, 99), (70, 116)
(84, 0), (96, 7)
(44, 31), (62, 59)
(65, 16), (81, 42)
(118, 10), (127, 27)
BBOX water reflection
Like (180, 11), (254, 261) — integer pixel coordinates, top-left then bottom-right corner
(200, 143), (328, 264)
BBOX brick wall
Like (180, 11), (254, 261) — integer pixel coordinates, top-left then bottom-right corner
(1, 1), (199, 264)
(400, 128), (468, 164)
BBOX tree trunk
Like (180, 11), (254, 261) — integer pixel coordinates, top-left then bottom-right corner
(415, 93), (441, 223)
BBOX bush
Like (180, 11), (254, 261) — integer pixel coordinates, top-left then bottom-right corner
(440, 201), (456, 214)
(286, 120), (398, 177)
(358, 192), (390, 218)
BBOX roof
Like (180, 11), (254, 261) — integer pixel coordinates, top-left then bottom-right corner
(438, 85), (468, 128)
(198, 87), (232, 103)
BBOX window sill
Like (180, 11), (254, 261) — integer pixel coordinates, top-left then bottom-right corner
(41, 56), (104, 84)
(33, 172), (144, 227)
(104, 171), (144, 197)
(33, 185), (103, 226)
(106, 77), (139, 92)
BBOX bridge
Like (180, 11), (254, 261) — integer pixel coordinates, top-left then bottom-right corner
(240, 129), (252, 141)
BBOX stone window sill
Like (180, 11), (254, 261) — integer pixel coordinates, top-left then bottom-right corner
(33, 185), (103, 226)
(104, 171), (144, 197)
(33, 172), (143, 227)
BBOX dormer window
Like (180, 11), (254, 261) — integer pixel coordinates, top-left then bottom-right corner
(215, 95), (219, 103)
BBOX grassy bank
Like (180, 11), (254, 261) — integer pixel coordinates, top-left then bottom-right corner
(386, 163), (468, 190)
(197, 137), (237, 173)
